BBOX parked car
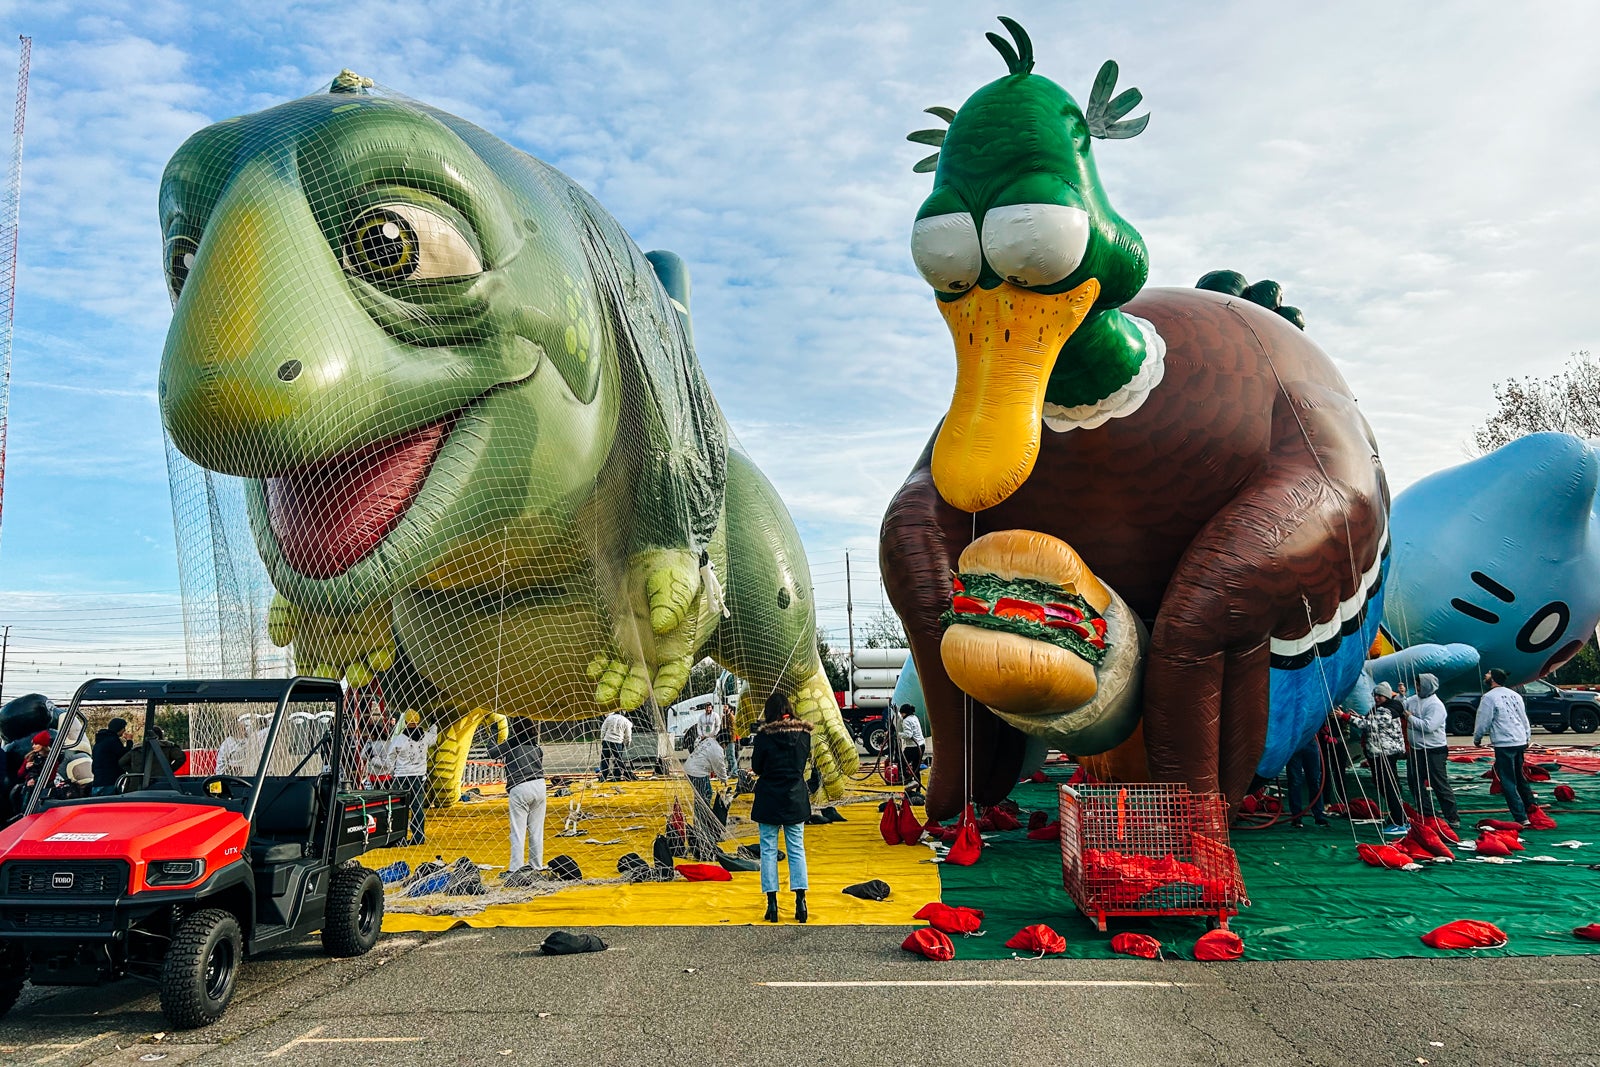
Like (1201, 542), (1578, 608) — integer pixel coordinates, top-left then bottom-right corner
(1443, 678), (1600, 736)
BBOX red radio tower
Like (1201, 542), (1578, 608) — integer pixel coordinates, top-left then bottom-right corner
(0, 36), (30, 553)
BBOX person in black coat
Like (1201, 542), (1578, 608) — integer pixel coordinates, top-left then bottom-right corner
(749, 692), (813, 923)
(91, 718), (133, 795)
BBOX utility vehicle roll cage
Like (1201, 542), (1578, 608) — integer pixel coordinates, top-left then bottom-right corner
(21, 676), (345, 822)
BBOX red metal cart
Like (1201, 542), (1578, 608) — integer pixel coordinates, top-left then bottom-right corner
(1059, 782), (1246, 931)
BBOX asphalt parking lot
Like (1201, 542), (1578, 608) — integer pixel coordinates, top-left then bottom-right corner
(0, 924), (1596, 1067)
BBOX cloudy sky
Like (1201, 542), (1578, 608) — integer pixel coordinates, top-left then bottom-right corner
(0, 0), (1594, 696)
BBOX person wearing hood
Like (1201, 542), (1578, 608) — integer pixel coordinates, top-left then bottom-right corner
(749, 692), (813, 924)
(91, 717), (133, 795)
(1403, 673), (1458, 827)
(1351, 682), (1408, 833)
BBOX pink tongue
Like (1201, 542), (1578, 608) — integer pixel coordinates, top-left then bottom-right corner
(266, 421), (448, 579)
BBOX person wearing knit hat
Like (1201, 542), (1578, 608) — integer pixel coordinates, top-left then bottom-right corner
(1404, 673), (1459, 827)
(11, 730), (56, 809)
(1351, 682), (1408, 833)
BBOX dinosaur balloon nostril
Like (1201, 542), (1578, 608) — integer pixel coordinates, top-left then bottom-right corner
(277, 359), (303, 382)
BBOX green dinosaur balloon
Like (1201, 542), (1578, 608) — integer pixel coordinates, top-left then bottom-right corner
(158, 76), (857, 801)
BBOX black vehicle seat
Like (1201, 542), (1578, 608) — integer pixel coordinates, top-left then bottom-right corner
(249, 777), (318, 865)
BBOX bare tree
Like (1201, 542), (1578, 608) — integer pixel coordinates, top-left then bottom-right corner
(861, 610), (908, 650)
(1473, 350), (1600, 454)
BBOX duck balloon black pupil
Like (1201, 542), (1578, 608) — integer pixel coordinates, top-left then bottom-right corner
(350, 211), (416, 280)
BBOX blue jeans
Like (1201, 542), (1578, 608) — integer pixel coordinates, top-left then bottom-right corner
(758, 822), (807, 893)
(1284, 740), (1324, 819)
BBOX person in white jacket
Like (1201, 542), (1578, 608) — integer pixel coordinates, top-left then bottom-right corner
(389, 711), (438, 845)
(1403, 673), (1458, 827)
(683, 734), (728, 859)
(599, 710), (633, 781)
(1474, 668), (1537, 824)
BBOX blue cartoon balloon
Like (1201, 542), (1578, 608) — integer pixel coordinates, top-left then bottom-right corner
(1384, 432), (1600, 686)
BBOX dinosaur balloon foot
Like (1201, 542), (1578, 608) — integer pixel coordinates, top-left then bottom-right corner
(940, 530), (1146, 757)
(268, 594), (396, 686)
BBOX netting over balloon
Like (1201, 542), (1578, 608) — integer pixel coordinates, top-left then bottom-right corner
(161, 75), (864, 904)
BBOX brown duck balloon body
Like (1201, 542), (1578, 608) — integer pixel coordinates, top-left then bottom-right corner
(883, 22), (1388, 820)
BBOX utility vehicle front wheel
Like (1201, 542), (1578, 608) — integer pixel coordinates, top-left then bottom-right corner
(159, 909), (241, 1029)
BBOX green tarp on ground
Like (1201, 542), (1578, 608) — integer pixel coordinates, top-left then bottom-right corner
(937, 767), (1600, 961)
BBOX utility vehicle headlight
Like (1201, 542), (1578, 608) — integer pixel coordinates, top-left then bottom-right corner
(147, 859), (206, 885)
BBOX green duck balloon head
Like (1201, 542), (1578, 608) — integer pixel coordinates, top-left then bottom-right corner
(909, 18), (1150, 513)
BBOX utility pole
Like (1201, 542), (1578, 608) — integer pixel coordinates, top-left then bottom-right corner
(844, 550), (856, 701)
(0, 37), (30, 552)
(0, 624), (11, 699)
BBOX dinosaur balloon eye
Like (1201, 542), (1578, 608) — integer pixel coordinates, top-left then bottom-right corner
(341, 204), (482, 284)
(165, 236), (199, 306)
(980, 203), (1090, 288)
(910, 213), (981, 294)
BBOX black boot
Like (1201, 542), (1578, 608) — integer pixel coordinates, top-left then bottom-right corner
(764, 891), (779, 923)
(794, 889), (808, 924)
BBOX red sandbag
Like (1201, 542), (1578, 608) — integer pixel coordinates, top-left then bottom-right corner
(880, 799), (902, 845)
(901, 927), (954, 960)
(1395, 836), (1432, 861)
(1357, 842), (1415, 869)
(1029, 770), (1048, 783)
(1239, 794), (1259, 815)
(1407, 823), (1455, 860)
(896, 796), (924, 845)
(1526, 806), (1558, 831)
(1347, 797), (1381, 820)
(913, 901), (984, 935)
(1448, 754), (1481, 763)
(674, 863), (731, 882)
(1421, 920), (1508, 950)
(1554, 784), (1577, 802)
(1261, 795), (1282, 813)
(1477, 818), (1523, 832)
(1026, 820), (1061, 842)
(946, 805), (984, 866)
(1573, 924), (1600, 942)
(1403, 802), (1424, 822)
(1474, 832), (1512, 857)
(1027, 810), (1048, 832)
(1110, 932), (1163, 959)
(1193, 929), (1244, 961)
(1067, 766), (1096, 786)
(1424, 816), (1459, 844)
(1005, 924), (1066, 956)
(1524, 763), (1551, 782)
(1485, 827), (1525, 851)
(985, 806), (1021, 832)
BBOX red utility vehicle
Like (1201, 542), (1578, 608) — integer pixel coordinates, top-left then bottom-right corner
(0, 678), (407, 1028)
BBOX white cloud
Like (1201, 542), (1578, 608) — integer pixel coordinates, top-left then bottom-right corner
(3, 0), (1598, 658)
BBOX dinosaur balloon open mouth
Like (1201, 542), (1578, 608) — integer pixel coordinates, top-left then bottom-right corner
(266, 418), (453, 579)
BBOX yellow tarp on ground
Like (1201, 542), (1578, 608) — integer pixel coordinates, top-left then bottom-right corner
(378, 778), (939, 930)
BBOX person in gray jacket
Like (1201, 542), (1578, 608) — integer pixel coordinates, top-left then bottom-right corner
(1474, 668), (1537, 825)
(1403, 673), (1458, 827)
(492, 718), (546, 872)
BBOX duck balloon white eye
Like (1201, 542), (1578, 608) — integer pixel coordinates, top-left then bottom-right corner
(910, 213), (982, 294)
(342, 203), (482, 283)
(980, 203), (1090, 288)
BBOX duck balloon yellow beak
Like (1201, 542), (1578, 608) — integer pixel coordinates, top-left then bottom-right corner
(930, 279), (1100, 512)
